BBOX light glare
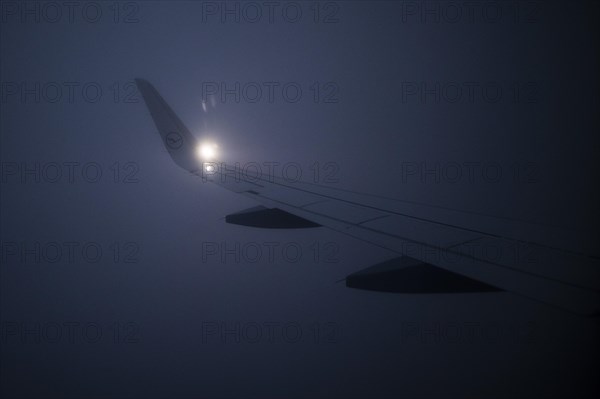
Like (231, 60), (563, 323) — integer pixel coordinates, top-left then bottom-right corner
(197, 142), (218, 160)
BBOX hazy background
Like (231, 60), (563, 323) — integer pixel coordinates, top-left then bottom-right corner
(1, 1), (599, 398)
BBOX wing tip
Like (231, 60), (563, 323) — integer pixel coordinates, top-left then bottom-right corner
(134, 78), (151, 88)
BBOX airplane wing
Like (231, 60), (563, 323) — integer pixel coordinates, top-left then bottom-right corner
(135, 78), (600, 316)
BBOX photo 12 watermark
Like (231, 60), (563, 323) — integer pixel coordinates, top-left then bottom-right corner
(396, 1), (542, 24)
(399, 320), (539, 344)
(200, 321), (342, 344)
(199, 1), (341, 24)
(1, 321), (141, 344)
(1, 241), (141, 265)
(0, 1), (141, 24)
(201, 241), (340, 265)
(199, 161), (341, 184)
(0, 81), (140, 104)
(201, 81), (340, 104)
(399, 81), (539, 104)
(399, 161), (540, 185)
(1, 161), (140, 184)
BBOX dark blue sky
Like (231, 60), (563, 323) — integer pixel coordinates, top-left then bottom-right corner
(1, 1), (599, 398)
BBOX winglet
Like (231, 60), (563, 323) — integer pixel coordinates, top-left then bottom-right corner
(135, 78), (200, 173)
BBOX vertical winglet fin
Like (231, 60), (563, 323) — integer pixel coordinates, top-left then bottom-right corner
(135, 78), (199, 172)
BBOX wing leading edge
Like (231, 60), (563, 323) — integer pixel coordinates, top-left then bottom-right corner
(136, 79), (600, 315)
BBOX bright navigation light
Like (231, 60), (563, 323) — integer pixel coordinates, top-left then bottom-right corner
(197, 142), (218, 160)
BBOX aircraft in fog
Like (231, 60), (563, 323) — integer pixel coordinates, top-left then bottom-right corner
(135, 78), (600, 316)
